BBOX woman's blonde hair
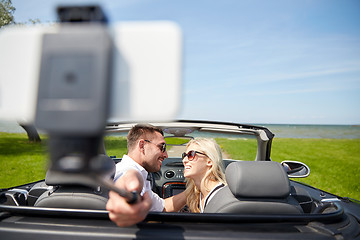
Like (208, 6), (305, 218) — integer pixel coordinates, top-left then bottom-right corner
(183, 138), (226, 213)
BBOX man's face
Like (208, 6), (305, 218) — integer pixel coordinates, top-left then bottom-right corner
(141, 131), (168, 172)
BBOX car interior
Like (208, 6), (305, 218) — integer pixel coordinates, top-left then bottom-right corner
(13, 155), (332, 216)
(1, 122), (343, 221)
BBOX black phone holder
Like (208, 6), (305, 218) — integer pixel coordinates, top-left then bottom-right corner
(34, 5), (138, 203)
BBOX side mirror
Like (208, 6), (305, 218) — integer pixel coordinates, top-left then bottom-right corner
(281, 160), (310, 178)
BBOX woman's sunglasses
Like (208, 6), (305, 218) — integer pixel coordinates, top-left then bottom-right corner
(182, 150), (207, 161)
(144, 140), (167, 153)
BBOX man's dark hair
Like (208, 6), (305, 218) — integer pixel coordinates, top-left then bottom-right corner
(127, 124), (164, 152)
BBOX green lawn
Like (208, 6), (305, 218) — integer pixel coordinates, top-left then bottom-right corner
(104, 136), (127, 157)
(270, 138), (360, 201)
(0, 132), (49, 188)
(217, 137), (360, 200)
(1, 132), (359, 201)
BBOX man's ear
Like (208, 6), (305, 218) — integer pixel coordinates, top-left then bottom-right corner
(138, 139), (145, 153)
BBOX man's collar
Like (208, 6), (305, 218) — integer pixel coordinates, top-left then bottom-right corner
(122, 154), (149, 180)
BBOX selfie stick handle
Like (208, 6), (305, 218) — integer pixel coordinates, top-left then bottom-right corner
(96, 176), (140, 204)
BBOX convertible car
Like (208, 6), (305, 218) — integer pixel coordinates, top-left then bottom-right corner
(1, 120), (360, 239)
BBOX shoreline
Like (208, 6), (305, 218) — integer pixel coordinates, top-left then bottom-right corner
(1, 120), (360, 139)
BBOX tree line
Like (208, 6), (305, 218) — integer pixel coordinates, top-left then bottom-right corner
(0, 0), (40, 28)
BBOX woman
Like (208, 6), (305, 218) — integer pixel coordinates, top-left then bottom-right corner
(182, 138), (226, 213)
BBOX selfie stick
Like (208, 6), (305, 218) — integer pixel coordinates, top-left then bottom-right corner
(35, 5), (139, 204)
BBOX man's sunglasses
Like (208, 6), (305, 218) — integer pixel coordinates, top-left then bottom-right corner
(182, 150), (207, 161)
(144, 140), (167, 153)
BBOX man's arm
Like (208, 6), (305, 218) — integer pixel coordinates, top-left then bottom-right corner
(163, 191), (186, 212)
(106, 169), (152, 227)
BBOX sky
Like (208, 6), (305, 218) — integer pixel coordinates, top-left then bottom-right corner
(10, 0), (360, 125)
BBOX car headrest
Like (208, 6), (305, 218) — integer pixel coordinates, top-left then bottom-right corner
(45, 154), (115, 187)
(226, 161), (290, 198)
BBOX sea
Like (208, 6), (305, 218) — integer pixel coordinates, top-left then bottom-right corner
(0, 120), (359, 139)
(260, 124), (360, 139)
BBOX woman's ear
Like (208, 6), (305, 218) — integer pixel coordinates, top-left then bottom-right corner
(206, 159), (213, 167)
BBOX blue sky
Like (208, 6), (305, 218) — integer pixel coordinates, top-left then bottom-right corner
(11, 0), (360, 125)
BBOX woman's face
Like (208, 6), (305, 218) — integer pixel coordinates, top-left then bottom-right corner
(182, 143), (212, 180)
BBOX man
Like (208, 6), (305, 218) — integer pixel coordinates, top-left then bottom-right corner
(106, 124), (186, 227)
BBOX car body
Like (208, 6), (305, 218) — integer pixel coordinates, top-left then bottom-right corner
(1, 120), (360, 240)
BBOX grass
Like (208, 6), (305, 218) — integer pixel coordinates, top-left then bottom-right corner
(0, 132), (49, 188)
(270, 138), (360, 201)
(217, 137), (360, 201)
(1, 132), (359, 201)
(104, 136), (127, 158)
(216, 138), (258, 160)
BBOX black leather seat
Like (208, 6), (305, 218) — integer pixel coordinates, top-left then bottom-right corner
(34, 155), (115, 210)
(204, 161), (303, 214)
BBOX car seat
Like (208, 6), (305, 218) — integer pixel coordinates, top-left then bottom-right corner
(204, 161), (303, 214)
(34, 154), (115, 210)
